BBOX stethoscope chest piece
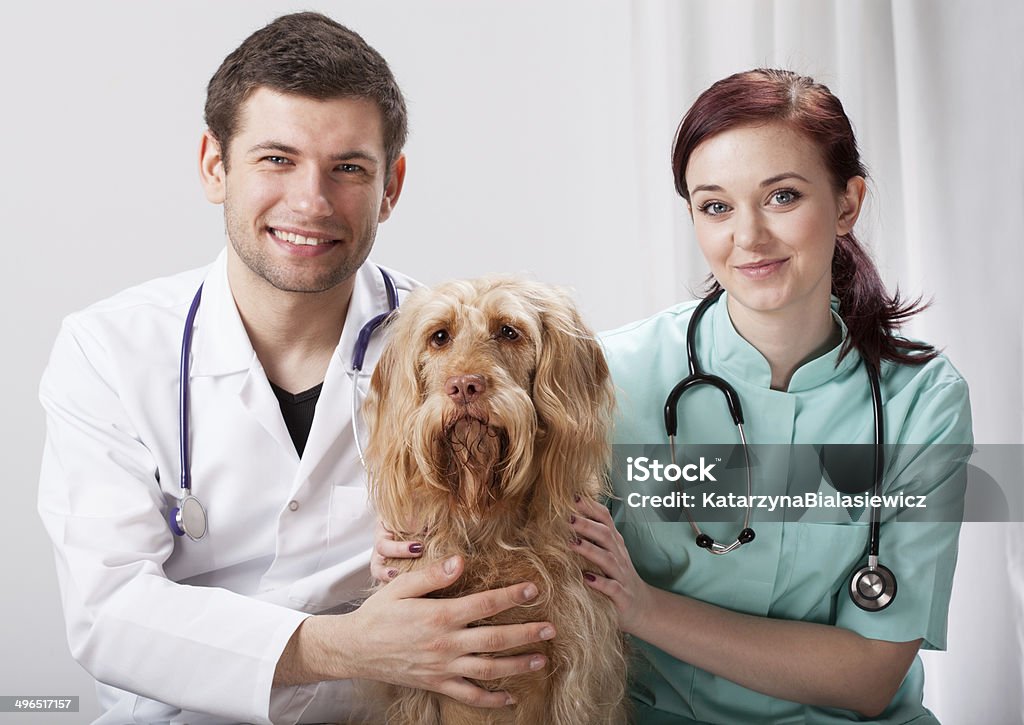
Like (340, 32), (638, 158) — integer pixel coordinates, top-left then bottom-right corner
(849, 561), (896, 611)
(169, 495), (208, 541)
(172, 267), (399, 541)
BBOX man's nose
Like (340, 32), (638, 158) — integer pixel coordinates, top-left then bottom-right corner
(287, 168), (334, 218)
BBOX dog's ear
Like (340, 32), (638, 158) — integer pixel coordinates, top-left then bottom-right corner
(363, 310), (423, 531)
(530, 285), (615, 517)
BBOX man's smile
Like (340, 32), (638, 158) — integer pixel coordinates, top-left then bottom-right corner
(269, 227), (341, 246)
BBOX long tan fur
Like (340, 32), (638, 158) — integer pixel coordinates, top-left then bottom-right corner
(363, 277), (627, 725)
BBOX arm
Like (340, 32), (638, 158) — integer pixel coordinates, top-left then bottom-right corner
(39, 319), (551, 723)
(38, 320), (305, 723)
(275, 555), (554, 706)
(571, 498), (918, 718)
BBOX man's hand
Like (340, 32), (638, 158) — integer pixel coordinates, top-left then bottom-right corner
(274, 555), (555, 708)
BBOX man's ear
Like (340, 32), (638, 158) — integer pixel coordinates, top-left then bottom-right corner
(199, 130), (226, 204)
(378, 154), (406, 222)
(836, 176), (866, 236)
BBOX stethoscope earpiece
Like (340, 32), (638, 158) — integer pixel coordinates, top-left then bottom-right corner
(849, 562), (897, 611)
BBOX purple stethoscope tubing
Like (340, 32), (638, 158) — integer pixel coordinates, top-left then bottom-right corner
(170, 267), (399, 540)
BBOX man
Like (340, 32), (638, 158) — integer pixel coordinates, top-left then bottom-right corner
(38, 13), (553, 724)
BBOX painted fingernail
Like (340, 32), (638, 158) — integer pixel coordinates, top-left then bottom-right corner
(505, 695), (516, 706)
(522, 583), (538, 601)
(386, 568), (398, 579)
(574, 494), (581, 502)
(569, 535), (581, 546)
(409, 543), (423, 554)
(539, 626), (555, 640)
(569, 514), (576, 524)
(530, 655), (546, 670)
(443, 556), (459, 575)
(583, 572), (597, 582)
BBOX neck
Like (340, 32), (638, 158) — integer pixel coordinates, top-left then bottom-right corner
(227, 251), (354, 393)
(726, 293), (841, 392)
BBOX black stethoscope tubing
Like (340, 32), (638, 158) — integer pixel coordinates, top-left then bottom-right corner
(664, 288), (896, 611)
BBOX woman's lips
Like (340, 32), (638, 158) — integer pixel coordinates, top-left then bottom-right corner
(735, 258), (788, 279)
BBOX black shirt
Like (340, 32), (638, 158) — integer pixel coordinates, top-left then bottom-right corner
(268, 381), (323, 457)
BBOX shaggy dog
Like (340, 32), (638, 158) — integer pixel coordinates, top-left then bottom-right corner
(363, 278), (627, 725)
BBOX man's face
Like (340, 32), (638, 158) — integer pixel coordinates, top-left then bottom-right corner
(202, 88), (403, 294)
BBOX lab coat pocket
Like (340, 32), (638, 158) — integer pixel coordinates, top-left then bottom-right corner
(287, 485), (374, 612)
(326, 483), (374, 570)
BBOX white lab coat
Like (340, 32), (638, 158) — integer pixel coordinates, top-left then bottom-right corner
(38, 250), (416, 724)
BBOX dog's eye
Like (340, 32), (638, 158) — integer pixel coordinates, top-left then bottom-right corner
(430, 329), (450, 347)
(499, 325), (520, 341)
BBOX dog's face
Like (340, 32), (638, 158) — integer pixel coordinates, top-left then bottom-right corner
(365, 277), (613, 532)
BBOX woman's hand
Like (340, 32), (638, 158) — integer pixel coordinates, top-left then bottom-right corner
(371, 520), (424, 582)
(570, 497), (654, 635)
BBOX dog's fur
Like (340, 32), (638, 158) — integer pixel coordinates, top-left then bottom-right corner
(363, 277), (627, 725)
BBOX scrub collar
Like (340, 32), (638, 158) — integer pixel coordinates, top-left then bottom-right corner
(710, 292), (860, 393)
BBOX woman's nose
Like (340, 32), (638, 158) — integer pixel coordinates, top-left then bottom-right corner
(732, 209), (768, 250)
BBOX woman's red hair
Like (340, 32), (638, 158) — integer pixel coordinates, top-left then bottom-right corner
(672, 69), (935, 372)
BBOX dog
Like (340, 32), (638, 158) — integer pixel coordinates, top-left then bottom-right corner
(363, 277), (627, 725)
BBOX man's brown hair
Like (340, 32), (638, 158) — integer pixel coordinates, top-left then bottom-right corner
(204, 12), (408, 172)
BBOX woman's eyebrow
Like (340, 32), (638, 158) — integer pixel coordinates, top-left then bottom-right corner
(760, 172), (810, 187)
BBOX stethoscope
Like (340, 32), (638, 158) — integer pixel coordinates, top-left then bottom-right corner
(168, 267), (399, 542)
(663, 288), (897, 612)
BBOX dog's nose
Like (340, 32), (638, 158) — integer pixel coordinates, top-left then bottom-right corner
(446, 374), (486, 404)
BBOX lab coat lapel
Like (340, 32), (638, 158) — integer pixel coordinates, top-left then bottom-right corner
(296, 263), (390, 488)
(189, 250), (297, 460)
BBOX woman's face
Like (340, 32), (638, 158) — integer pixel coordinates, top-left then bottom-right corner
(685, 122), (864, 320)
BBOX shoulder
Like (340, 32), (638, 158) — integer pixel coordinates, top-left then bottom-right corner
(62, 264), (209, 338)
(881, 350), (972, 445)
(47, 263), (210, 383)
(366, 261), (420, 295)
(882, 349), (969, 401)
(599, 299), (701, 362)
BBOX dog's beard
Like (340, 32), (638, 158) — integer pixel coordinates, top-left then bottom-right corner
(435, 412), (510, 514)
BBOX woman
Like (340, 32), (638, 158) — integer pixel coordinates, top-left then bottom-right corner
(374, 69), (971, 723)
(571, 69), (971, 724)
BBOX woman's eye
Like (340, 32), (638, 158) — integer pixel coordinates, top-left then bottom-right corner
(699, 201), (730, 216)
(499, 325), (519, 341)
(430, 329), (450, 347)
(771, 189), (801, 205)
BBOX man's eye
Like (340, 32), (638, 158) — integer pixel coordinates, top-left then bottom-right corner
(338, 163), (363, 173)
(264, 156), (290, 165)
(430, 329), (450, 347)
(499, 325), (519, 341)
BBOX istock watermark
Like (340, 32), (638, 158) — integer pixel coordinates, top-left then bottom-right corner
(610, 444), (1022, 524)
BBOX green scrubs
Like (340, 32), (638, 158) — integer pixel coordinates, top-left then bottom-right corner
(601, 293), (971, 725)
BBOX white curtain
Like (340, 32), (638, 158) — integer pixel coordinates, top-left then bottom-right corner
(627, 1), (1024, 721)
